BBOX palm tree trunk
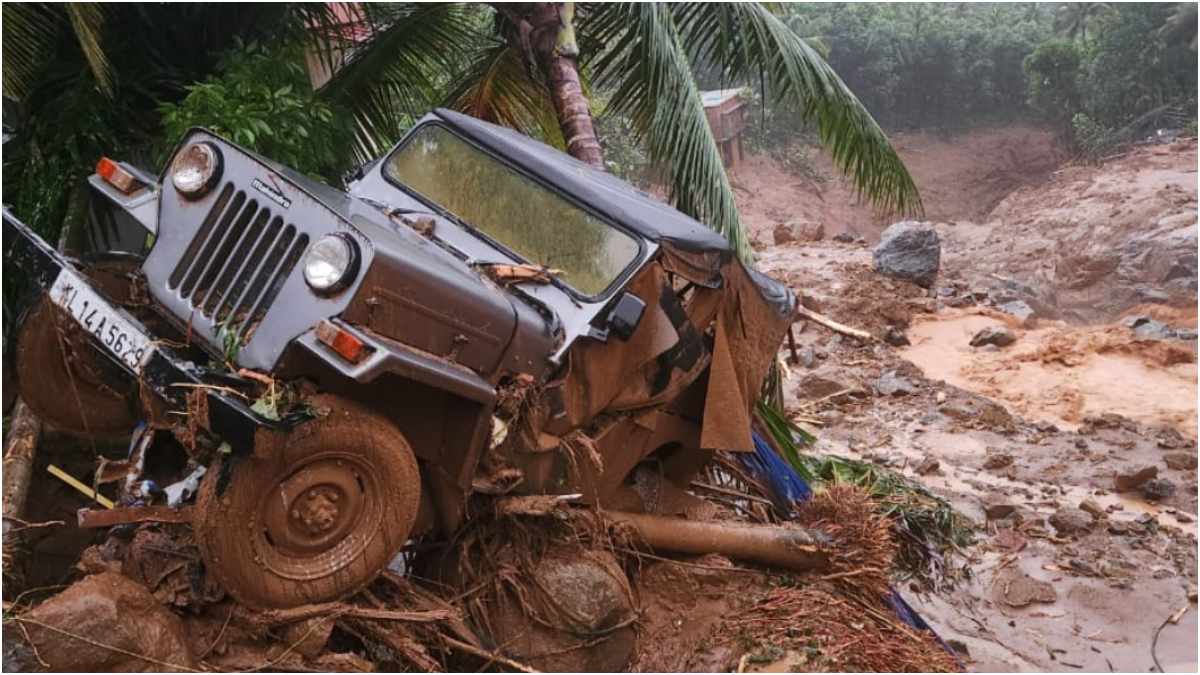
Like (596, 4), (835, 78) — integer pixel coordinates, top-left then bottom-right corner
(504, 2), (605, 168)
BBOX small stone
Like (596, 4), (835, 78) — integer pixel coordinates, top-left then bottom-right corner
(1114, 465), (1159, 492)
(1156, 427), (1192, 450)
(797, 347), (817, 369)
(796, 374), (845, 399)
(1074, 438), (1088, 450)
(1163, 451), (1197, 471)
(935, 391), (947, 404)
(984, 502), (1018, 520)
(832, 231), (857, 243)
(1079, 499), (1106, 520)
(772, 223), (795, 245)
(1120, 315), (1177, 340)
(998, 300), (1038, 328)
(793, 220), (825, 242)
(1107, 520), (1130, 535)
(1176, 512), (1194, 524)
(1069, 558), (1099, 576)
(1141, 478), (1177, 501)
(946, 639), (970, 659)
(883, 326), (911, 347)
(983, 452), (1014, 470)
(875, 370), (917, 396)
(1049, 507), (1093, 536)
(970, 325), (1017, 348)
(914, 456), (940, 475)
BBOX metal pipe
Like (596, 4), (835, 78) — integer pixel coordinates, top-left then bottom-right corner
(607, 510), (831, 572)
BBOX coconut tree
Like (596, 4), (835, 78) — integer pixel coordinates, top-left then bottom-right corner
(324, 2), (921, 258)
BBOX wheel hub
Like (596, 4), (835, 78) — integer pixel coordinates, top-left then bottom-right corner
(260, 457), (370, 557)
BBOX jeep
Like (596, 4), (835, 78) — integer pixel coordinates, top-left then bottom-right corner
(5, 109), (795, 608)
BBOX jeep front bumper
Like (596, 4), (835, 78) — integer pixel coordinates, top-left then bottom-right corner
(3, 207), (285, 451)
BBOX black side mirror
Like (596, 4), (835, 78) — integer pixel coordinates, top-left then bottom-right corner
(607, 291), (646, 341)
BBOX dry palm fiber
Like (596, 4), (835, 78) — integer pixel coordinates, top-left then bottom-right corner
(791, 484), (897, 598)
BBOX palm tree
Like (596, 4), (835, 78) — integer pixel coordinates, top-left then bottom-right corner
(4, 2), (921, 263)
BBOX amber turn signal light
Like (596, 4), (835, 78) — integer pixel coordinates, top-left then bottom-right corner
(96, 157), (139, 193)
(315, 320), (368, 363)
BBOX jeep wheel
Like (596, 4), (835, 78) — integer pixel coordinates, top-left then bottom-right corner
(14, 296), (138, 439)
(193, 395), (421, 608)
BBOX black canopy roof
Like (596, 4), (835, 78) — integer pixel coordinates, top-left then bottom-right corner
(433, 108), (733, 255)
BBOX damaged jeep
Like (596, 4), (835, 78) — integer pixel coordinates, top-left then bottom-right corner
(5, 109), (796, 609)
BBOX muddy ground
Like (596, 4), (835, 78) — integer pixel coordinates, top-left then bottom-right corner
(3, 127), (1196, 673)
(751, 131), (1198, 671)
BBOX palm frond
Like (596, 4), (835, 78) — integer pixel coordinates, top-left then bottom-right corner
(445, 40), (565, 150)
(672, 3), (922, 216)
(587, 3), (752, 259)
(2, 3), (63, 99)
(318, 3), (479, 162)
(65, 3), (113, 97)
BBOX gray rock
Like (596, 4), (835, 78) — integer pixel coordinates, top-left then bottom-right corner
(998, 300), (1038, 328)
(1121, 315), (1177, 340)
(1141, 478), (1177, 501)
(1049, 507), (1093, 536)
(883, 326), (911, 347)
(832, 231), (860, 244)
(873, 221), (941, 288)
(797, 346), (817, 369)
(1114, 465), (1158, 492)
(969, 325), (1017, 348)
(875, 370), (917, 396)
(1163, 451), (1197, 471)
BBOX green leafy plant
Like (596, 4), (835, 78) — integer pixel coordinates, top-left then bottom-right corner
(159, 40), (356, 183)
(1023, 39), (1083, 141)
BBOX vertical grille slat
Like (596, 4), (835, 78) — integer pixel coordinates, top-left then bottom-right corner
(167, 181), (309, 348)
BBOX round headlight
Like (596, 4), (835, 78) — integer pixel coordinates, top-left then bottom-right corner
(171, 142), (221, 197)
(303, 234), (359, 294)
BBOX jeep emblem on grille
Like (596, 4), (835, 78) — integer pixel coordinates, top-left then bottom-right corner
(252, 177), (292, 209)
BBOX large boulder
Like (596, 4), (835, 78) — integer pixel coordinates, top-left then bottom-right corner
(873, 221), (941, 288)
(8, 572), (194, 672)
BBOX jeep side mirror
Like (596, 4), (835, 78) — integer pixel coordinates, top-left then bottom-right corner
(607, 292), (646, 341)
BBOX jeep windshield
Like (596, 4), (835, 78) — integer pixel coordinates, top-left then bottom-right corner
(384, 124), (640, 298)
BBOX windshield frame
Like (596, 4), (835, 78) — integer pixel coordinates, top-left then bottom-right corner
(381, 121), (647, 302)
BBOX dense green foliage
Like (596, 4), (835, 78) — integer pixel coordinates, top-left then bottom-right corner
(781, 3), (1053, 131)
(159, 41), (356, 181)
(1023, 40), (1083, 140)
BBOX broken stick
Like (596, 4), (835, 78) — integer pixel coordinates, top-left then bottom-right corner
(2, 399), (42, 526)
(795, 305), (876, 342)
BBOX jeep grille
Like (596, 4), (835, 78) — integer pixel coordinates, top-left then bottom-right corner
(166, 183), (309, 342)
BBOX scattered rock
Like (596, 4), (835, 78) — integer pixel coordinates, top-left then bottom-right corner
(1113, 465), (1158, 492)
(997, 570), (1058, 607)
(945, 639), (970, 659)
(1176, 512), (1194, 524)
(796, 374), (845, 399)
(772, 223), (796, 245)
(969, 325), (1017, 348)
(883, 326), (911, 347)
(1155, 427), (1192, 450)
(832, 231), (863, 244)
(1049, 507), (1093, 536)
(1162, 451), (1197, 471)
(1141, 478), (1177, 501)
(983, 451), (1014, 471)
(875, 370), (918, 396)
(914, 456), (940, 475)
(790, 220), (825, 242)
(997, 300), (1038, 328)
(1069, 558), (1099, 576)
(1107, 520), (1130, 535)
(797, 346), (817, 369)
(984, 502), (1018, 520)
(9, 572), (194, 672)
(1120, 315), (1178, 340)
(873, 221), (941, 288)
(1073, 438), (1088, 450)
(940, 392), (1014, 431)
(935, 391), (947, 404)
(1078, 499), (1106, 520)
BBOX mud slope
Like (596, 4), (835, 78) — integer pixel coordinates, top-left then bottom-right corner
(938, 139), (1198, 323)
(735, 125), (1065, 245)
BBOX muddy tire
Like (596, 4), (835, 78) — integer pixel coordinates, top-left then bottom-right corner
(193, 395), (421, 609)
(14, 296), (138, 440)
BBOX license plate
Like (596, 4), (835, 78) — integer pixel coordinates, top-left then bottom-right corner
(48, 267), (155, 373)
